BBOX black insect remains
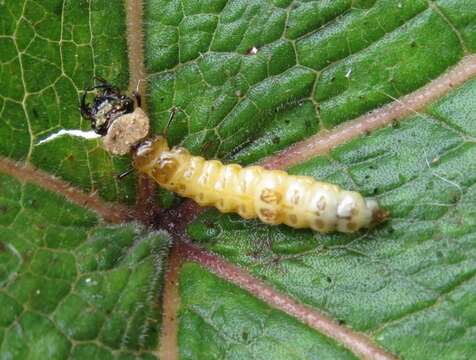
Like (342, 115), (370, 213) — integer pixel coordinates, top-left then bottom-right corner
(79, 77), (149, 156)
(80, 78), (136, 136)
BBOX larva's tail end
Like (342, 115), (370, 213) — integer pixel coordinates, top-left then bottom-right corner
(365, 199), (390, 227)
(371, 208), (390, 227)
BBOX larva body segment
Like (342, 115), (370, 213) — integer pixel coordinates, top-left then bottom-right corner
(133, 136), (381, 233)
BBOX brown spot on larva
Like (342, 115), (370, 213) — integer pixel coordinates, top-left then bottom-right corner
(315, 219), (325, 229)
(221, 177), (228, 188)
(347, 222), (357, 231)
(259, 208), (276, 221)
(288, 214), (298, 224)
(177, 184), (186, 192)
(291, 191), (300, 205)
(260, 188), (281, 204)
(167, 182), (178, 192)
(239, 179), (247, 193)
(200, 173), (209, 185)
(152, 157), (178, 183)
(183, 169), (193, 178)
(317, 196), (326, 211)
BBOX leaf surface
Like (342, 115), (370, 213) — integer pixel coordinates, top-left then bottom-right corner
(189, 79), (476, 357)
(0, 173), (170, 358)
(178, 263), (357, 360)
(1, 0), (476, 359)
(0, 0), (134, 203)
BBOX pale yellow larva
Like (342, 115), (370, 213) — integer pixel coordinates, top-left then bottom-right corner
(132, 136), (385, 233)
(80, 80), (387, 233)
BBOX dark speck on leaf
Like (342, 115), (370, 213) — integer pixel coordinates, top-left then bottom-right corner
(28, 199), (38, 209)
(272, 136), (280, 144)
(32, 108), (39, 118)
(326, 276), (332, 283)
(436, 250), (444, 258)
(242, 331), (249, 341)
(391, 120), (400, 128)
(338, 319), (346, 325)
(204, 220), (215, 229)
(53, 2), (63, 15)
(201, 141), (216, 154)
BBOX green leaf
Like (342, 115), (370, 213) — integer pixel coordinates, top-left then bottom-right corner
(2, 0), (476, 359)
(0, 0), (133, 203)
(178, 263), (357, 360)
(0, 173), (170, 358)
(188, 66), (476, 359)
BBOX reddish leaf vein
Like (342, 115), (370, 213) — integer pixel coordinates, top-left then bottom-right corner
(0, 156), (132, 223)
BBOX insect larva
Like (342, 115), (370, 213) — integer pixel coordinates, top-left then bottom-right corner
(133, 138), (383, 232)
(80, 80), (387, 233)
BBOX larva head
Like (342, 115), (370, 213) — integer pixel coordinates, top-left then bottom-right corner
(80, 80), (134, 136)
(133, 135), (170, 171)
